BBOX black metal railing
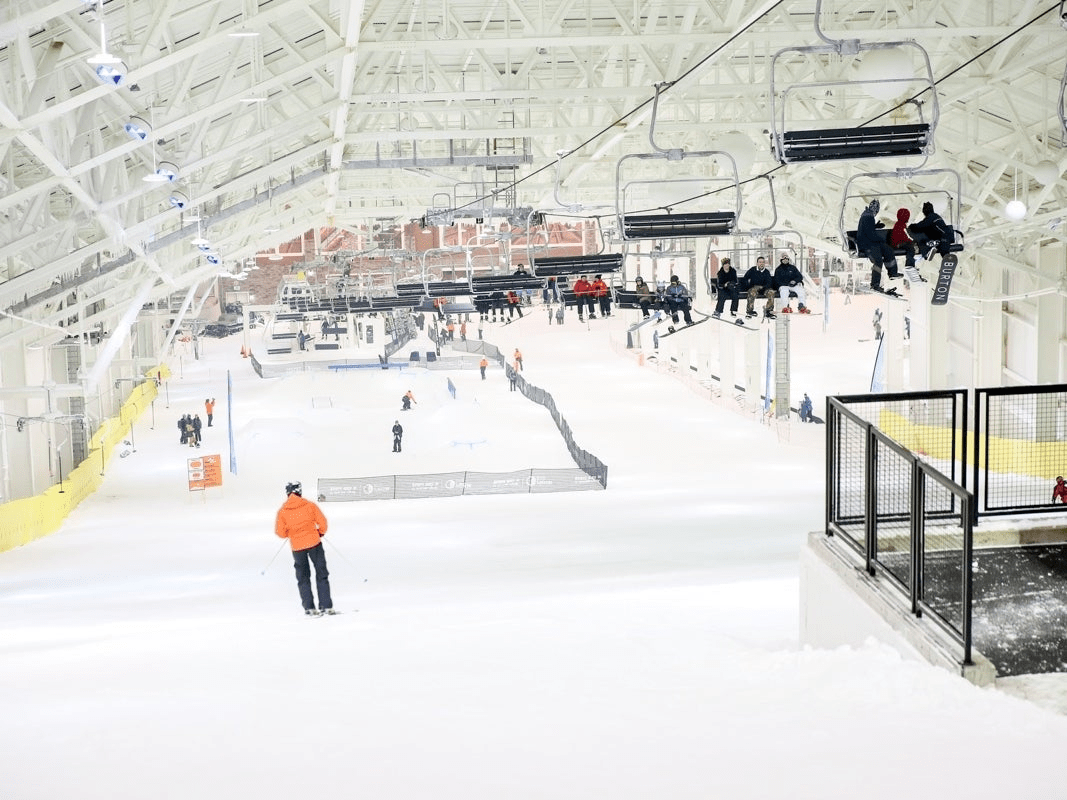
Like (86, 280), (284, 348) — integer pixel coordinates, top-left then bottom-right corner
(827, 397), (973, 667)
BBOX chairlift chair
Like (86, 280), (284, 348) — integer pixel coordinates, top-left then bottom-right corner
(615, 83), (743, 241)
(527, 159), (622, 278)
(769, 0), (939, 165)
(838, 167), (965, 260)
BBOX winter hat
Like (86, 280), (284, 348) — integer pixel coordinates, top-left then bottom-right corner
(721, 257), (731, 265)
(867, 199), (880, 213)
(922, 201), (934, 215)
(285, 481), (302, 496)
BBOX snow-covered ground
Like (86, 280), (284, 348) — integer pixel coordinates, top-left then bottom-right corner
(2, 288), (1066, 799)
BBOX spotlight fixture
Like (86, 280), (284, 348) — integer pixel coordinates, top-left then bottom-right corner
(147, 161), (179, 183)
(168, 191), (189, 210)
(124, 116), (150, 141)
(94, 62), (127, 86)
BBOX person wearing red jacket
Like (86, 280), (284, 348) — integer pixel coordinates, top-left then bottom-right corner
(590, 274), (612, 317)
(888, 207), (918, 268)
(275, 481), (334, 616)
(1053, 477), (1067, 504)
(572, 275), (595, 320)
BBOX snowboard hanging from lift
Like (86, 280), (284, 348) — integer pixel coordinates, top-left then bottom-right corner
(930, 253), (959, 306)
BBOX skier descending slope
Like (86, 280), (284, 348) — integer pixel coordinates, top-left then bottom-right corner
(275, 481), (335, 616)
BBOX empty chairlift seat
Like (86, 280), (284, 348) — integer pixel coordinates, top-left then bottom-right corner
(529, 253), (623, 277)
(769, 28), (940, 166)
(779, 123), (931, 164)
(620, 211), (736, 240)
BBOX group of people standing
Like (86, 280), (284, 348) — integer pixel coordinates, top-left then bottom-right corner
(177, 398), (216, 448)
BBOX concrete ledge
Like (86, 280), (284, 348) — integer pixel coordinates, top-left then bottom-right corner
(801, 531), (997, 686)
(974, 520), (1067, 547)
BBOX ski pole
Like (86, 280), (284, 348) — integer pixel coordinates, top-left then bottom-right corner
(261, 541), (287, 575)
(323, 537), (368, 582)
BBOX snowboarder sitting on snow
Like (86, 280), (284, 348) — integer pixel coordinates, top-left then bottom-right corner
(1053, 477), (1067, 504)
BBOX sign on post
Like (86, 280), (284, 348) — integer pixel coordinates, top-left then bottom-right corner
(188, 454), (223, 492)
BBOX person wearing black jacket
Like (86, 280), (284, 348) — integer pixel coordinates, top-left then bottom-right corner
(856, 199), (899, 293)
(392, 420), (403, 453)
(773, 254), (810, 313)
(741, 256), (776, 319)
(908, 201), (953, 259)
(712, 258), (741, 318)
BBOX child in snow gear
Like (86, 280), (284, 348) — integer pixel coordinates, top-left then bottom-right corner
(664, 275), (693, 326)
(275, 482), (334, 615)
(1053, 477), (1067, 504)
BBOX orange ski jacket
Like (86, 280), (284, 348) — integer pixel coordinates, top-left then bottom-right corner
(275, 494), (328, 552)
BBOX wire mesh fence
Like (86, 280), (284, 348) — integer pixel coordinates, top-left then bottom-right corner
(976, 385), (1067, 515)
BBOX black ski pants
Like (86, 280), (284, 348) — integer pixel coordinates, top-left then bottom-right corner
(292, 543), (332, 611)
(715, 285), (739, 315)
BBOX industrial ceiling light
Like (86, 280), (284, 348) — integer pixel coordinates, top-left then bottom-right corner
(141, 109), (178, 183)
(190, 217), (210, 248)
(94, 62), (127, 86)
(151, 161), (179, 183)
(168, 190), (189, 210)
(123, 116), (150, 141)
(86, 0), (122, 67)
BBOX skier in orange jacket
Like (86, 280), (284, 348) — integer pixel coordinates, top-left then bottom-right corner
(275, 481), (334, 615)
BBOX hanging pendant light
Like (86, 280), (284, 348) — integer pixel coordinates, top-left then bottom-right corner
(1004, 166), (1027, 221)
